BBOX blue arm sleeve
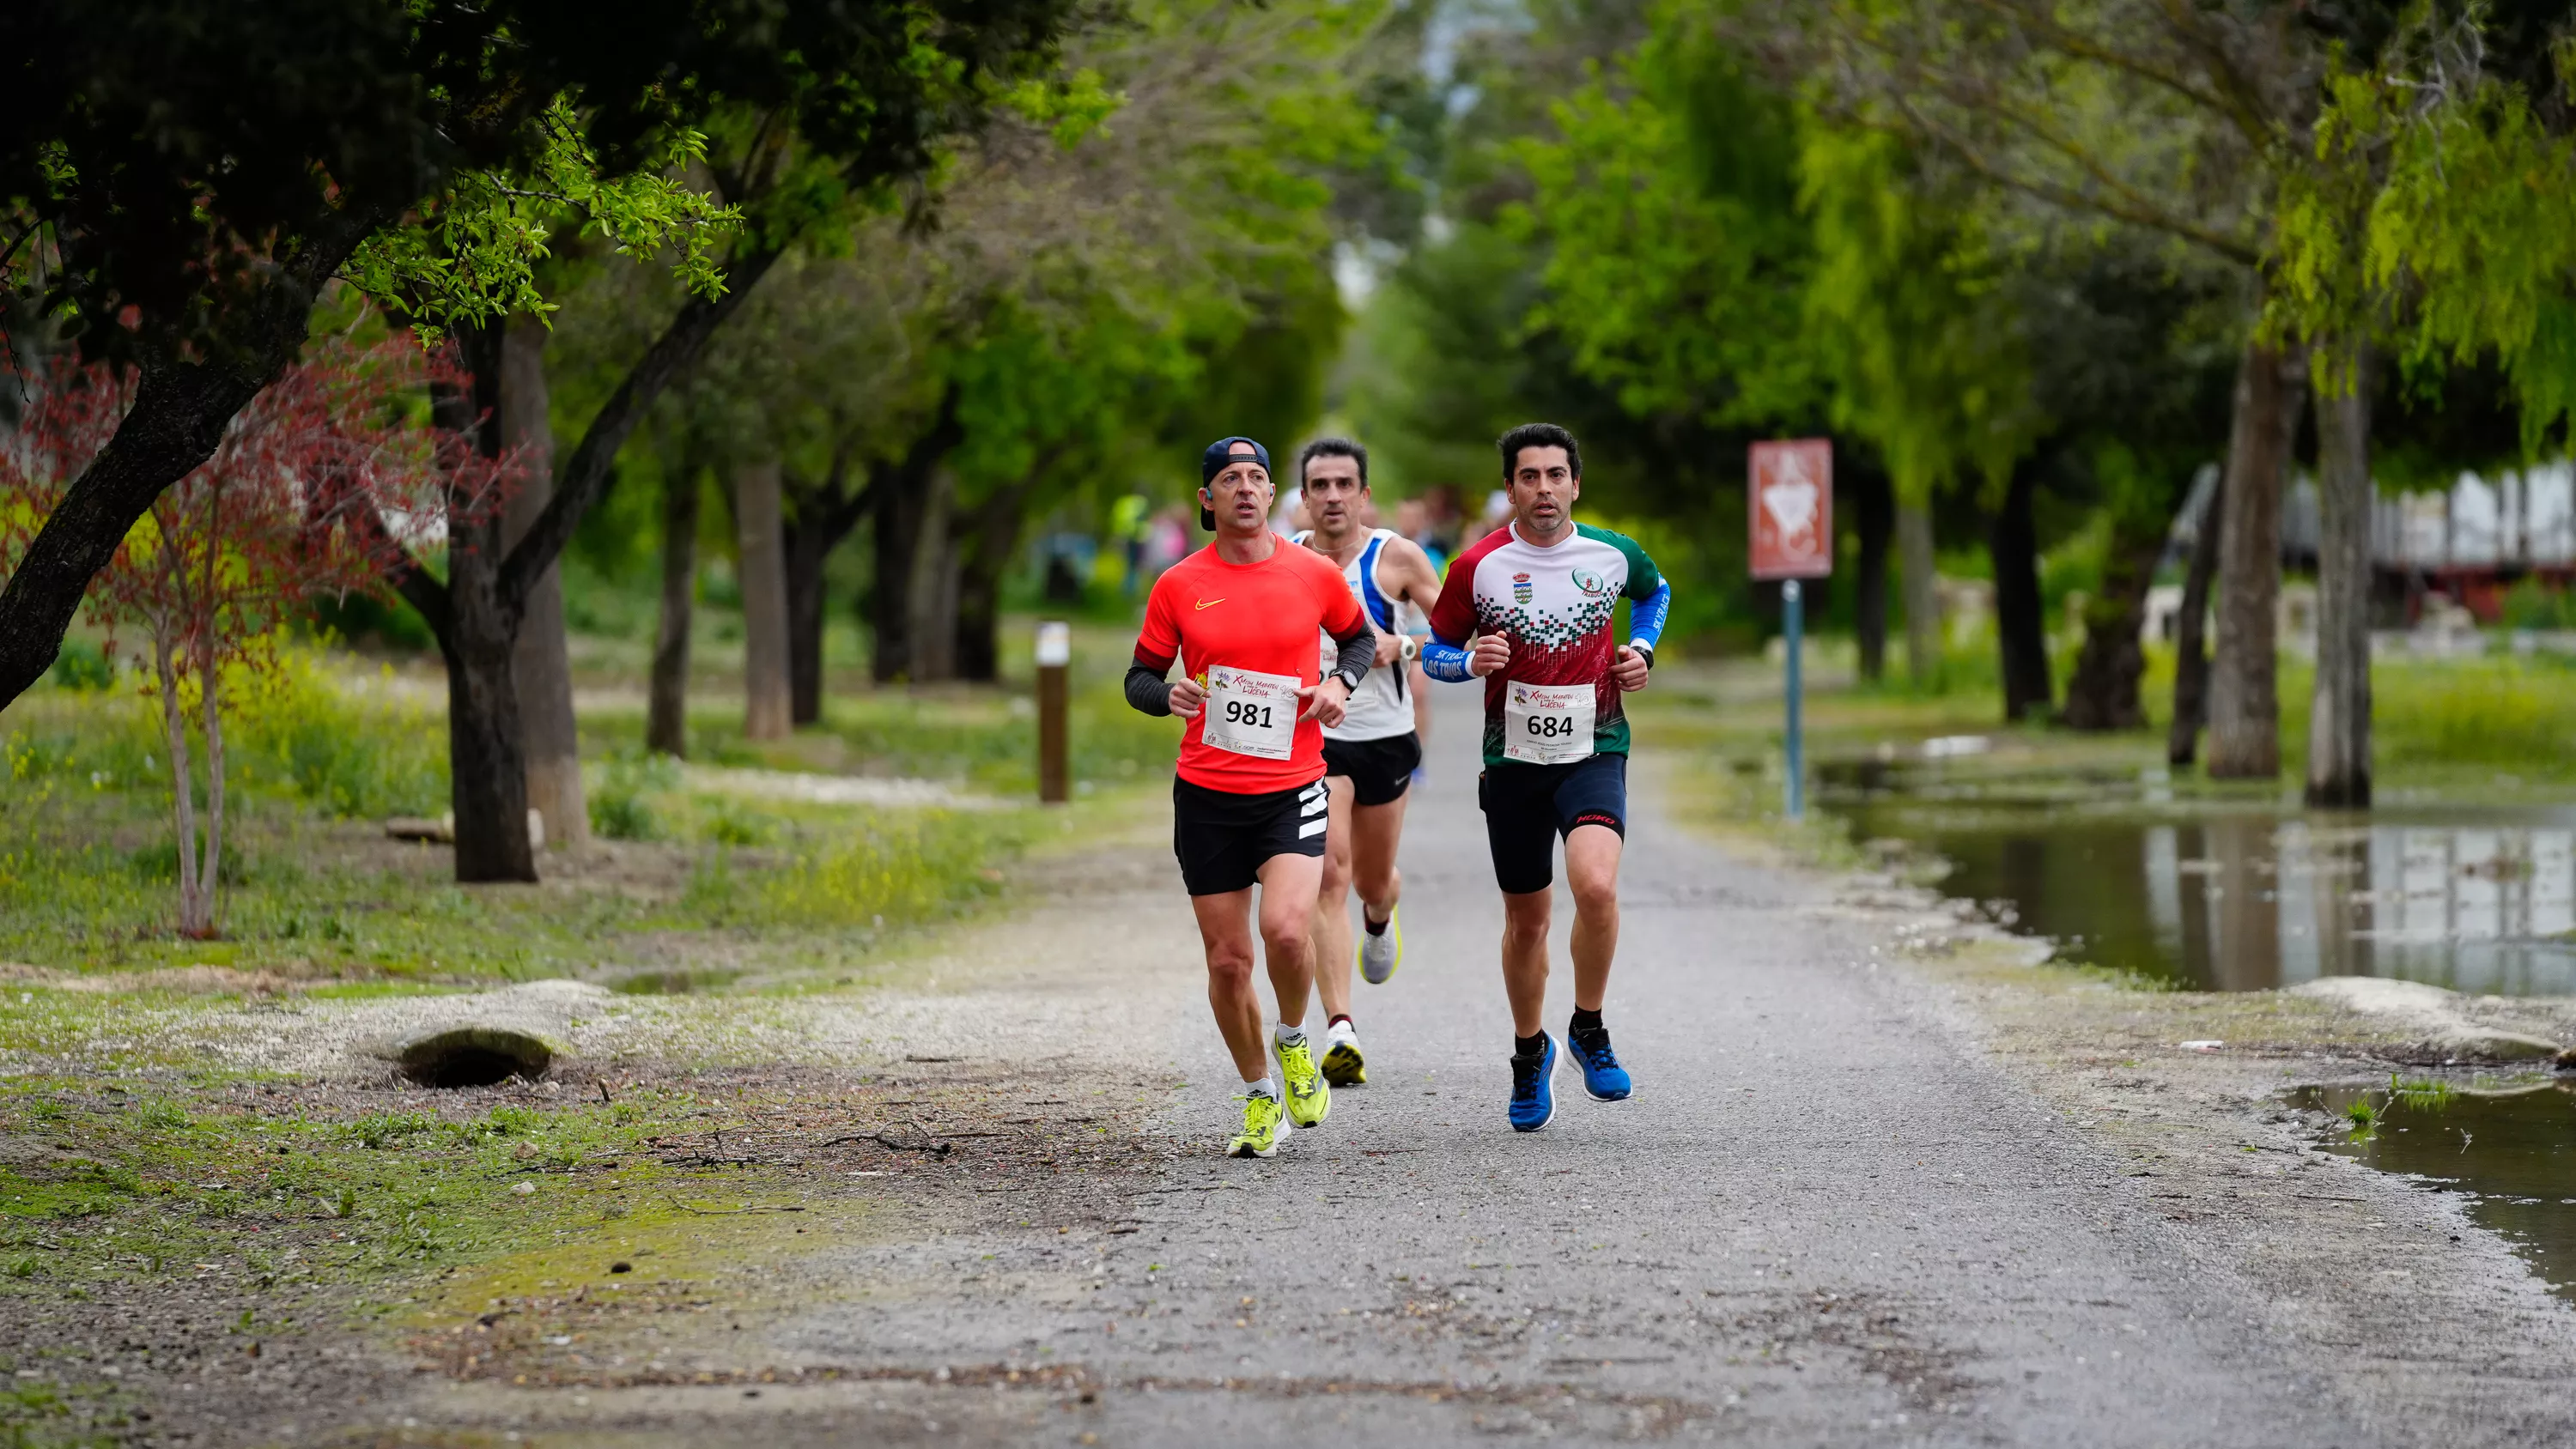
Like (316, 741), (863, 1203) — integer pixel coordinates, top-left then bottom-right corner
(1420, 632), (1473, 683)
(1627, 581), (1672, 652)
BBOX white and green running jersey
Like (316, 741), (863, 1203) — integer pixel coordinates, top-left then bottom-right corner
(1423, 521), (1672, 768)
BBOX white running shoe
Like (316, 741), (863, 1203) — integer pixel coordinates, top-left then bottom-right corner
(1358, 906), (1401, 985)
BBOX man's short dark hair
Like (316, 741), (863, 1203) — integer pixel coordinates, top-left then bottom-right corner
(1299, 436), (1369, 488)
(1498, 423), (1581, 482)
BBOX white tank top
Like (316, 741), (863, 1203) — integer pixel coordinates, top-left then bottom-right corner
(1295, 528), (1420, 742)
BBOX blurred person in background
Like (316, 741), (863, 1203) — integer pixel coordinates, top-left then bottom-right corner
(1112, 491), (1154, 599)
(1144, 504), (1192, 581)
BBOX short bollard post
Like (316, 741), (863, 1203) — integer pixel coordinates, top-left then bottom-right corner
(1036, 620), (1071, 804)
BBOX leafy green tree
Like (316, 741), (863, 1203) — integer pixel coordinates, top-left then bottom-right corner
(0, 2), (1058, 721)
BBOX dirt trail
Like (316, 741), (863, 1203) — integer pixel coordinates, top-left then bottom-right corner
(30, 722), (2576, 1446)
(355, 727), (2576, 1447)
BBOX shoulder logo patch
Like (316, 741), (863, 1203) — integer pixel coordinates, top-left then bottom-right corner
(1571, 567), (1607, 597)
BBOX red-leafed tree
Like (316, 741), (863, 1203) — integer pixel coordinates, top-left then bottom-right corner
(0, 338), (514, 937)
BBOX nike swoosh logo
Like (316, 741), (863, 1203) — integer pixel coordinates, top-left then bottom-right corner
(1195, 597), (1224, 609)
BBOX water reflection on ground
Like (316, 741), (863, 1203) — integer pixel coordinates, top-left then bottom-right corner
(1821, 755), (2576, 995)
(2295, 1078), (2576, 1298)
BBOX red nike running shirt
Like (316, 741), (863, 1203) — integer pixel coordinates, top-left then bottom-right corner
(1137, 537), (1365, 794)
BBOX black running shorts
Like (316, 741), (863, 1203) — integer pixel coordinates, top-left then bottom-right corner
(1172, 776), (1328, 896)
(1321, 731), (1422, 809)
(1477, 752), (1627, 895)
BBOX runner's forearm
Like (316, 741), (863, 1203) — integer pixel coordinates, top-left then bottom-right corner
(1327, 621), (1376, 686)
(1629, 580), (1672, 654)
(1421, 634), (1472, 683)
(1126, 654), (1176, 716)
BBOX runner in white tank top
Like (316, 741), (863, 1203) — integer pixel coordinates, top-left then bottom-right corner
(1291, 439), (1446, 1088)
(1297, 528), (1419, 742)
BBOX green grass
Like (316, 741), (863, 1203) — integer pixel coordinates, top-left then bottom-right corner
(0, 640), (1127, 980)
(0, 1064), (770, 1303)
(1642, 637), (2576, 811)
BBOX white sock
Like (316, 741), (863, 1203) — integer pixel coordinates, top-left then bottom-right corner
(1244, 1075), (1279, 1099)
(1273, 1022), (1308, 1048)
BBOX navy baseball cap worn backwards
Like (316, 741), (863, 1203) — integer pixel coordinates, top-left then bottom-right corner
(1199, 436), (1270, 529)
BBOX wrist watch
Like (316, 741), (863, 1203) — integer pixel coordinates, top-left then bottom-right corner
(1632, 643), (1656, 670)
(1333, 664), (1367, 694)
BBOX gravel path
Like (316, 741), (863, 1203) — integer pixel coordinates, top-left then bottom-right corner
(403, 714), (2576, 1446)
(726, 720), (2398, 1446)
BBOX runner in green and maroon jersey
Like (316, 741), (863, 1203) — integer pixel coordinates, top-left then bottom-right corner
(1422, 423), (1672, 1132)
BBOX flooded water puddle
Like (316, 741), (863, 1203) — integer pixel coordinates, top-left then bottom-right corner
(2293, 1076), (2576, 1297)
(1823, 752), (2576, 993)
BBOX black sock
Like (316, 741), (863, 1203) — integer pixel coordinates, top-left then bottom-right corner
(1514, 1033), (1546, 1058)
(1571, 1008), (1604, 1035)
(1364, 913), (1390, 937)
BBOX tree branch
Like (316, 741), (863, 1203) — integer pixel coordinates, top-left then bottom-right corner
(496, 246), (783, 614)
(0, 207), (383, 707)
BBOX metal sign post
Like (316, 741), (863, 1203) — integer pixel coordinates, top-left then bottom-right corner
(1749, 440), (1834, 821)
(1036, 621), (1071, 804)
(1782, 579), (1805, 820)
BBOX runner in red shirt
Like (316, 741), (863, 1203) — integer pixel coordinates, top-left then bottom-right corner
(1127, 437), (1378, 1158)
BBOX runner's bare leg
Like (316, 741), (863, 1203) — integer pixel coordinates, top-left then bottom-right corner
(1312, 779), (1359, 1022)
(1257, 852), (1322, 1030)
(1501, 888), (1552, 1039)
(1192, 888), (1270, 1081)
(1351, 791), (1407, 928)
(1564, 824), (1622, 1013)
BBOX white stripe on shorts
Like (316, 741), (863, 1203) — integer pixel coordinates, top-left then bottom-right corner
(1299, 816), (1329, 838)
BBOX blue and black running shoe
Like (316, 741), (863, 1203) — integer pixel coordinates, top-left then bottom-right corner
(1508, 1033), (1558, 1132)
(1567, 1021), (1632, 1102)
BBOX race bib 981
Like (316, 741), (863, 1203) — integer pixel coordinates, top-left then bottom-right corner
(1201, 665), (1300, 760)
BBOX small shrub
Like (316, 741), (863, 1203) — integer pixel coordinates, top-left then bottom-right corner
(702, 799), (775, 846)
(590, 754), (679, 841)
(46, 640), (113, 693)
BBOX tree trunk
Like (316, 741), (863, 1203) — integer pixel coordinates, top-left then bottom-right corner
(781, 445), (872, 726)
(955, 477), (1040, 683)
(864, 386), (966, 683)
(437, 323), (537, 883)
(1854, 463), (1893, 682)
(197, 634), (228, 937)
(2207, 341), (2309, 779)
(2168, 466), (2224, 765)
(499, 317), (587, 850)
(1897, 500), (1938, 683)
(908, 467), (961, 683)
(869, 480), (924, 684)
(152, 636), (207, 937)
(647, 456), (700, 757)
(735, 459), (793, 739)
(785, 519), (832, 724)
(2306, 339), (2377, 809)
(1990, 463), (2051, 721)
(2057, 506), (2166, 731)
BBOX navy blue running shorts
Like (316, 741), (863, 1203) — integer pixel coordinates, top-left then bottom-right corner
(1476, 752), (1627, 895)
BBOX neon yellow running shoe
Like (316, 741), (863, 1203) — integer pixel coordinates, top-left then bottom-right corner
(1358, 906), (1400, 985)
(1276, 1034), (1332, 1129)
(1321, 1019), (1367, 1087)
(1228, 1091), (1285, 1158)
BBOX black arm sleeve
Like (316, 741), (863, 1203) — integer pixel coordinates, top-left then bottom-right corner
(1327, 619), (1376, 685)
(1125, 657), (1175, 717)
